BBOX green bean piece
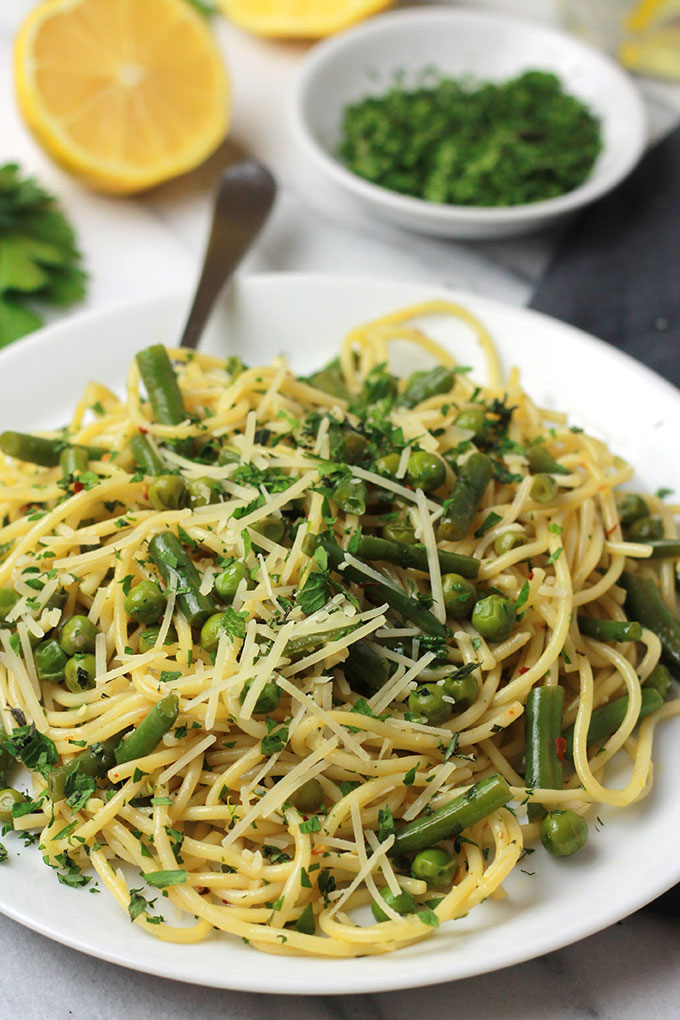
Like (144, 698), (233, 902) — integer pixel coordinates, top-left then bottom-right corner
(578, 617), (642, 643)
(644, 539), (680, 559)
(59, 615), (97, 655)
(411, 847), (457, 888)
(494, 531), (526, 556)
(125, 581), (166, 625)
(64, 653), (97, 693)
(439, 452), (493, 541)
(526, 444), (570, 476)
(251, 518), (286, 545)
(406, 451), (446, 493)
(49, 735), (121, 801)
(128, 433), (165, 476)
(454, 407), (486, 438)
(0, 728), (14, 788)
(375, 452), (400, 477)
(524, 685), (564, 822)
(289, 779), (324, 814)
(148, 532), (216, 628)
(401, 366), (455, 408)
(408, 683), (451, 725)
(114, 693), (179, 766)
(382, 521), (416, 545)
(371, 887), (418, 923)
(471, 594), (516, 642)
(621, 571), (680, 669)
(138, 625), (178, 652)
(644, 663), (672, 700)
(616, 492), (649, 525)
(530, 473), (557, 504)
(441, 573), (477, 618)
(148, 475), (187, 511)
(328, 424), (369, 465)
(0, 589), (19, 624)
(562, 686), (663, 760)
(136, 345), (187, 427)
(541, 810), (588, 857)
(34, 640), (69, 682)
(391, 773), (512, 857)
(333, 475), (367, 516)
(441, 670), (479, 711)
(217, 446), (241, 466)
(284, 626), (353, 661)
(239, 678), (281, 715)
(295, 903), (316, 935)
(344, 641), (390, 697)
(306, 536), (448, 637)
(628, 516), (663, 541)
(59, 446), (88, 480)
(0, 432), (104, 468)
(214, 562), (251, 603)
(355, 534), (480, 579)
(188, 476), (223, 509)
(0, 787), (25, 822)
(307, 358), (349, 401)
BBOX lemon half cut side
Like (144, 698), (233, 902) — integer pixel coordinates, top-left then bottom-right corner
(14, 0), (231, 194)
(219, 0), (395, 39)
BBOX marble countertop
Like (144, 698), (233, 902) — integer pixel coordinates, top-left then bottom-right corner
(1, 0), (679, 1016)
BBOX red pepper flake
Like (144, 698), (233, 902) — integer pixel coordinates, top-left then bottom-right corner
(555, 736), (567, 762)
(518, 666), (529, 675)
(139, 427), (148, 435)
(143, 484), (149, 501)
(528, 570), (534, 580)
(73, 481), (84, 494)
(605, 523), (618, 537)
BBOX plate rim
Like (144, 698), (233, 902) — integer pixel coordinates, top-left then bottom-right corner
(0, 272), (678, 995)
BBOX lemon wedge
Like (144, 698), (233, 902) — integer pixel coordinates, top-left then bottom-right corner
(218, 0), (395, 38)
(620, 0), (680, 78)
(14, 0), (231, 194)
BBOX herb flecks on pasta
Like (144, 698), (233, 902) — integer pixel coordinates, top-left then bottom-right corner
(0, 301), (677, 956)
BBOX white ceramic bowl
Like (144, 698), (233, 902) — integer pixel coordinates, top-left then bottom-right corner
(288, 6), (647, 239)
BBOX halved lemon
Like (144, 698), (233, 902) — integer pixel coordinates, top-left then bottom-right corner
(620, 0), (680, 78)
(14, 0), (231, 194)
(218, 0), (395, 38)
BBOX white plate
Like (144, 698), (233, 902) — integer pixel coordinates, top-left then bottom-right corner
(0, 274), (678, 995)
(288, 7), (647, 239)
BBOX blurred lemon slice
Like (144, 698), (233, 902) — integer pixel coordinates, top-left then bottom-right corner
(620, 0), (680, 78)
(219, 0), (395, 38)
(14, 0), (231, 194)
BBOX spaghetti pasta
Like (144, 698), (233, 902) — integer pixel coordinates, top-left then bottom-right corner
(0, 301), (677, 956)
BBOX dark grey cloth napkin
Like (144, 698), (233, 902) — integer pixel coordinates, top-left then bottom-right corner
(530, 124), (680, 918)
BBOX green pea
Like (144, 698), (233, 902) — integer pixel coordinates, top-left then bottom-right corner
(408, 684), (450, 725)
(628, 516), (663, 541)
(471, 594), (516, 642)
(375, 453), (400, 477)
(441, 573), (477, 618)
(494, 531), (526, 555)
(0, 788), (25, 823)
(124, 580), (166, 624)
(333, 476), (367, 516)
(371, 887), (418, 923)
(541, 810), (588, 857)
(454, 407), (486, 438)
(148, 475), (187, 511)
(382, 521), (416, 544)
(406, 451), (446, 493)
(530, 473), (557, 504)
(188, 476), (223, 508)
(59, 615), (97, 655)
(138, 625), (178, 652)
(615, 493), (648, 526)
(218, 446), (241, 466)
(64, 653), (97, 693)
(0, 588), (19, 624)
(411, 847), (457, 888)
(441, 671), (479, 711)
(289, 779), (324, 814)
(239, 678), (281, 715)
(34, 639), (69, 682)
(251, 518), (286, 544)
(214, 562), (251, 603)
